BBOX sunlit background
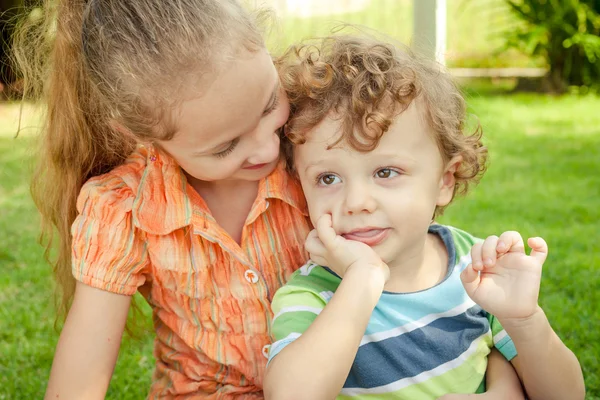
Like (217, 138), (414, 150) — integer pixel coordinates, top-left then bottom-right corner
(1, 1), (599, 398)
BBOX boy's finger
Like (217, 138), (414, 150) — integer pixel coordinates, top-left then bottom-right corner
(305, 233), (326, 257)
(309, 254), (328, 267)
(481, 236), (499, 268)
(316, 214), (338, 250)
(470, 242), (484, 271)
(461, 264), (480, 295)
(527, 237), (548, 264)
(498, 231), (525, 254)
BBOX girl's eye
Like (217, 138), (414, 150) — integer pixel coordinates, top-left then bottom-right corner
(214, 138), (240, 158)
(376, 168), (399, 179)
(317, 174), (341, 186)
(263, 90), (280, 116)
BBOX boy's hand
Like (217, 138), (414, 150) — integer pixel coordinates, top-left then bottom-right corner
(305, 214), (389, 281)
(460, 231), (548, 322)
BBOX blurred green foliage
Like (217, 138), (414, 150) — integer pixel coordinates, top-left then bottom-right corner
(504, 0), (600, 92)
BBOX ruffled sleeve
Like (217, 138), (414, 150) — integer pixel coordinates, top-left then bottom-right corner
(71, 173), (150, 295)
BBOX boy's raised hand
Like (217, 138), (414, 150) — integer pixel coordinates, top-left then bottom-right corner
(460, 231), (548, 321)
(305, 214), (389, 281)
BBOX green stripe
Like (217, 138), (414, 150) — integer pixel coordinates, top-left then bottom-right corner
(337, 338), (490, 399)
(447, 225), (480, 258)
(272, 285), (328, 311)
(272, 311), (321, 340)
(287, 265), (341, 292)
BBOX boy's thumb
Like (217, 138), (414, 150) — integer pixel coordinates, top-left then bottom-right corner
(527, 237), (548, 264)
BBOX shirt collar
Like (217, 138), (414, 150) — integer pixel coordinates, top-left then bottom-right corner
(260, 161), (307, 216)
(132, 148), (307, 236)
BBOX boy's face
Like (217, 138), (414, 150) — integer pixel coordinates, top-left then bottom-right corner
(294, 101), (459, 267)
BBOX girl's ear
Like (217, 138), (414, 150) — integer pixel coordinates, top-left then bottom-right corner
(437, 155), (462, 207)
(110, 120), (140, 143)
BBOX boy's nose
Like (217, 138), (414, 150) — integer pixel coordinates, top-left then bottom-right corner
(343, 183), (377, 215)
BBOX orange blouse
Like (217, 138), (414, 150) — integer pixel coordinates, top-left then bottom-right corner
(71, 146), (311, 398)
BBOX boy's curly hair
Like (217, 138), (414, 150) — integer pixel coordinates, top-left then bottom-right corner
(276, 34), (487, 216)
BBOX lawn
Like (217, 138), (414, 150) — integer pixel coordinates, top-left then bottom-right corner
(1, 88), (599, 399)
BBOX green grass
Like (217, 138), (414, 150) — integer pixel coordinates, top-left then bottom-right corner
(0, 105), (155, 399)
(1, 89), (599, 399)
(439, 89), (600, 399)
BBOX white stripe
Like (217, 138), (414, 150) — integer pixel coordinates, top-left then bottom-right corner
(272, 306), (322, 323)
(493, 329), (508, 345)
(454, 253), (472, 273)
(320, 291), (334, 302)
(341, 333), (488, 396)
(271, 332), (301, 347)
(360, 298), (477, 346)
(268, 332), (302, 364)
(299, 261), (319, 276)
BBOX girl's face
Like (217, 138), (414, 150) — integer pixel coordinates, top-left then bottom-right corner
(157, 48), (289, 184)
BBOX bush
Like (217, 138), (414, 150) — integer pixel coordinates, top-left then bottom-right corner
(1, 0), (26, 98)
(504, 0), (600, 92)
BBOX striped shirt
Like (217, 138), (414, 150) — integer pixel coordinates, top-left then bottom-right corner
(269, 225), (517, 399)
(71, 146), (311, 399)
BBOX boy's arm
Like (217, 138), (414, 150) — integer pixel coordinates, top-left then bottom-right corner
(505, 308), (584, 400)
(264, 265), (386, 400)
(461, 232), (585, 400)
(265, 215), (389, 400)
(484, 348), (525, 399)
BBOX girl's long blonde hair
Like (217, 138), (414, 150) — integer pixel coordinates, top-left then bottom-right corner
(13, 0), (265, 318)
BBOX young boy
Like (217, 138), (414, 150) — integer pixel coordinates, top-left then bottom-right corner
(264, 35), (585, 399)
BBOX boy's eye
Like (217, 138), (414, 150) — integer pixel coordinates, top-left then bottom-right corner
(376, 168), (399, 179)
(317, 174), (341, 186)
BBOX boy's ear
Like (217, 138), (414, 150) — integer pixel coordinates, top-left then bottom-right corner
(437, 155), (463, 207)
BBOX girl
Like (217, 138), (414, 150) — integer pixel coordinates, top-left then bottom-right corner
(15, 0), (310, 398)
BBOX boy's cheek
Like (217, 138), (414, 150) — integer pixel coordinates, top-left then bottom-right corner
(307, 202), (337, 230)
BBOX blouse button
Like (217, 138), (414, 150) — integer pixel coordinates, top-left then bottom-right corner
(244, 269), (259, 284)
(262, 344), (271, 359)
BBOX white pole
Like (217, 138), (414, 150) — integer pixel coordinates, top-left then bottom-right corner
(413, 0), (447, 65)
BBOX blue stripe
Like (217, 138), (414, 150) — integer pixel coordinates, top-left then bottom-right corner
(496, 335), (518, 361)
(344, 305), (489, 389)
(368, 273), (471, 334)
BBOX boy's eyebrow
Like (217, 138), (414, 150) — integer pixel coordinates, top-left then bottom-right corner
(302, 152), (418, 173)
(303, 160), (325, 174)
(193, 80), (280, 156)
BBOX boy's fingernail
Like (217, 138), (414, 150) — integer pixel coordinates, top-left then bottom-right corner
(497, 241), (506, 249)
(484, 258), (493, 266)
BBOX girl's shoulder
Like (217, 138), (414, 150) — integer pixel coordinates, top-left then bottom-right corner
(76, 146), (151, 219)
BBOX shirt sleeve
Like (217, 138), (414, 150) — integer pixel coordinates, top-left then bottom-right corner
(268, 279), (328, 363)
(71, 174), (150, 295)
(487, 313), (518, 361)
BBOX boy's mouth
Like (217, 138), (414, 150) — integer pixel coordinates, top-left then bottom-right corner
(341, 228), (390, 246)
